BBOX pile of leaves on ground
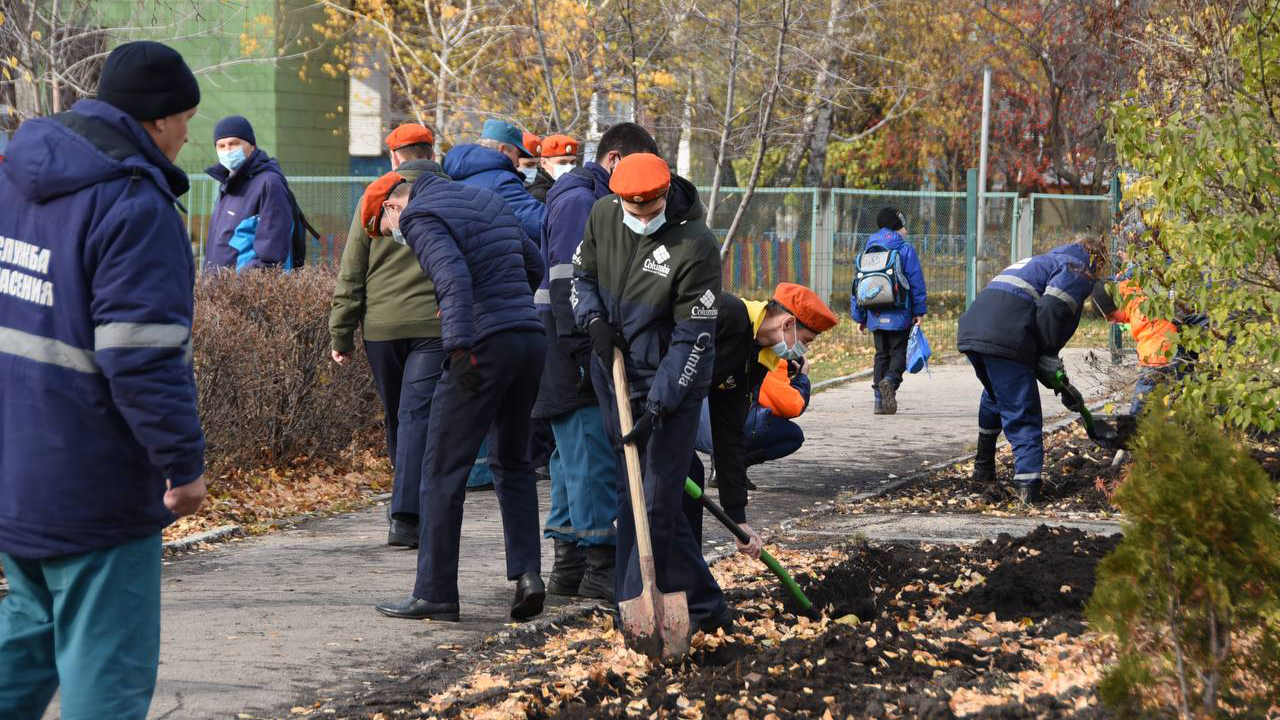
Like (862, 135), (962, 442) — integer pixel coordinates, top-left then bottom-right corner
(305, 525), (1121, 719)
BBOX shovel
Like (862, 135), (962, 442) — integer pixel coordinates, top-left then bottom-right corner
(611, 348), (690, 660)
(683, 478), (813, 614)
(1050, 370), (1133, 450)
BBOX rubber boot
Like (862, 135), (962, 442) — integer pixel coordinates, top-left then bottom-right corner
(973, 433), (998, 483)
(546, 539), (587, 596)
(1017, 483), (1042, 504)
(577, 545), (616, 602)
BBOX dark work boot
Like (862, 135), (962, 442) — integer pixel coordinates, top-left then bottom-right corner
(546, 539), (587, 596)
(879, 378), (897, 414)
(511, 572), (546, 620)
(972, 433), (998, 483)
(1017, 483), (1043, 504)
(578, 545), (616, 602)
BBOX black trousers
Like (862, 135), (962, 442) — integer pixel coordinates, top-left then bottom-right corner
(364, 338), (414, 464)
(872, 329), (910, 396)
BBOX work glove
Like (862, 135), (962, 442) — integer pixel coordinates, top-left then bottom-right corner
(1059, 382), (1085, 413)
(449, 349), (483, 399)
(620, 404), (661, 445)
(1035, 355), (1066, 387)
(588, 318), (626, 366)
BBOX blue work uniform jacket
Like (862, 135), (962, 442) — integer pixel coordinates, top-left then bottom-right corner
(204, 148), (295, 270)
(0, 99), (205, 557)
(957, 242), (1098, 365)
(532, 162), (611, 419)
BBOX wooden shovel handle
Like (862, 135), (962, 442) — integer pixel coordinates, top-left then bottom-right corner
(612, 348), (657, 574)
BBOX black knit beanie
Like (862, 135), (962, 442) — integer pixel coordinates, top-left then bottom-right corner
(214, 116), (256, 145)
(96, 41), (200, 121)
(877, 207), (906, 231)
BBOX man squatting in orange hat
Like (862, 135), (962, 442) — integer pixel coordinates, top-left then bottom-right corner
(693, 284), (839, 551)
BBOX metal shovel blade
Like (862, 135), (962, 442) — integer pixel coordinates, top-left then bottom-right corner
(1086, 413), (1138, 450)
(618, 557), (690, 660)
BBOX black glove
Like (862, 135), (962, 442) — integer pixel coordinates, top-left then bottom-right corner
(1059, 382), (1085, 413)
(1035, 355), (1066, 387)
(449, 349), (483, 399)
(620, 405), (660, 445)
(588, 318), (626, 366)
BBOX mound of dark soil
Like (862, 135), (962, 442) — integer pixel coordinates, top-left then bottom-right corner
(954, 525), (1122, 621)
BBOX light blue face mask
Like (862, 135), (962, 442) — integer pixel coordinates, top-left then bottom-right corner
(217, 147), (246, 172)
(771, 322), (808, 361)
(623, 210), (666, 236)
(521, 166), (538, 183)
(391, 228), (406, 245)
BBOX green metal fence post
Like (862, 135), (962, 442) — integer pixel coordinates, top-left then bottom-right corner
(965, 168), (978, 307)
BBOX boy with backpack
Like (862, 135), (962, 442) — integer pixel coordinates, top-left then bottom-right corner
(850, 207), (928, 414)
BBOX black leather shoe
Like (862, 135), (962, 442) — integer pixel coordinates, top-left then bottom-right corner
(511, 572), (546, 621)
(387, 518), (419, 548)
(577, 545), (616, 601)
(374, 596), (459, 621)
(547, 540), (587, 596)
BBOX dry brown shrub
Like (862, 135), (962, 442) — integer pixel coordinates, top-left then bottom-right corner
(192, 267), (381, 475)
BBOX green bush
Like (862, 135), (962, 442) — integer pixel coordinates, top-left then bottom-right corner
(1087, 392), (1280, 717)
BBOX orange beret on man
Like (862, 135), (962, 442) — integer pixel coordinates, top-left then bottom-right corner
(385, 123), (434, 151)
(774, 282), (838, 333)
(609, 152), (670, 204)
(540, 134), (579, 157)
(360, 171), (406, 236)
(522, 131), (542, 158)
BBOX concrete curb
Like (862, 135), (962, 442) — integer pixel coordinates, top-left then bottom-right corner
(163, 524), (244, 553)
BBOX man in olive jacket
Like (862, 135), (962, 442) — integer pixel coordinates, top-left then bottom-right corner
(329, 123), (446, 548)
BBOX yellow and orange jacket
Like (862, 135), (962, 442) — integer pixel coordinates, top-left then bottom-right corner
(1106, 280), (1178, 367)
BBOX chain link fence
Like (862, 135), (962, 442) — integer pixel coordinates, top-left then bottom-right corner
(183, 178), (1112, 314)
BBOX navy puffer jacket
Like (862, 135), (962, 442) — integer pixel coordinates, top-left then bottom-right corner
(399, 173), (545, 352)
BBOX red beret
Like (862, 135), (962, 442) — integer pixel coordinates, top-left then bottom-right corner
(385, 123), (434, 151)
(522, 131), (542, 158)
(540, 134), (579, 157)
(774, 283), (838, 333)
(609, 153), (670, 204)
(360, 172), (405, 237)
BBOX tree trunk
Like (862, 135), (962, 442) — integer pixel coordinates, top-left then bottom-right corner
(529, 0), (562, 131)
(719, 0), (790, 261)
(706, 0), (743, 231)
(778, 0), (845, 187)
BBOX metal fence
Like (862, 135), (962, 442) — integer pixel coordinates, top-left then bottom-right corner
(185, 177), (1113, 311)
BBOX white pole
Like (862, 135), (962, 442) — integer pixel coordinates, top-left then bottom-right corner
(976, 66), (992, 267)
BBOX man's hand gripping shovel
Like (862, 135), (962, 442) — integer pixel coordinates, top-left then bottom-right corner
(611, 348), (691, 661)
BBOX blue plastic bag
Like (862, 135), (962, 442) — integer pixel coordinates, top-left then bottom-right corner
(906, 324), (932, 375)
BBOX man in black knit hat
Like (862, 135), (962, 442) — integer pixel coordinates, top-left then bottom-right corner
(0, 41), (205, 718)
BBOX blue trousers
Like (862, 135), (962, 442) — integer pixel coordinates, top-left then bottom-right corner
(967, 353), (1044, 486)
(543, 406), (618, 547)
(388, 338), (446, 521)
(0, 533), (161, 720)
(1131, 362), (1184, 416)
(591, 358), (727, 625)
(414, 330), (545, 603)
(746, 414), (805, 464)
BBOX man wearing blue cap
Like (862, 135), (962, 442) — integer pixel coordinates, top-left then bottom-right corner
(443, 119), (546, 242)
(204, 115), (300, 270)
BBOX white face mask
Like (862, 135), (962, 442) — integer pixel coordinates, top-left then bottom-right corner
(520, 166), (538, 183)
(391, 228), (406, 245)
(623, 210), (666, 236)
(550, 163), (576, 180)
(771, 322), (808, 361)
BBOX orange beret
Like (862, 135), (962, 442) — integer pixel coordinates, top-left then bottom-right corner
(385, 123), (434, 151)
(522, 131), (542, 158)
(360, 171), (405, 237)
(540, 134), (579, 157)
(609, 153), (670, 204)
(774, 283), (838, 333)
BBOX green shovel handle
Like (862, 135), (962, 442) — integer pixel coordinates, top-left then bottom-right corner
(684, 478), (813, 611)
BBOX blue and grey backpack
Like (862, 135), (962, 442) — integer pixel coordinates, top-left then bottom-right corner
(853, 241), (909, 310)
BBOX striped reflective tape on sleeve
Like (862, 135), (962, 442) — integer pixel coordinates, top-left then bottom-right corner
(533, 288), (551, 304)
(1043, 286), (1079, 312)
(94, 322), (190, 351)
(990, 274), (1041, 300)
(548, 263), (575, 281)
(0, 326), (98, 373)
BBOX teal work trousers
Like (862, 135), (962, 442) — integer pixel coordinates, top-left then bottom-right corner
(0, 532), (162, 720)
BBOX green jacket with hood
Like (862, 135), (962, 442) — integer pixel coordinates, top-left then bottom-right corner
(571, 174), (721, 411)
(329, 159), (447, 352)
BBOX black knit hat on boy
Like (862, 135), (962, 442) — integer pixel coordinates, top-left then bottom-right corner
(96, 41), (200, 121)
(876, 207), (906, 231)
